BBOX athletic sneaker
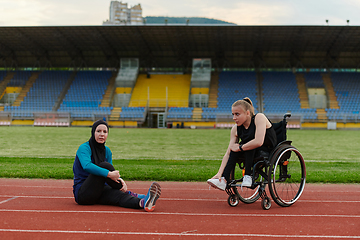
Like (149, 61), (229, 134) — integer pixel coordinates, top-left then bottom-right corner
(242, 175), (252, 187)
(207, 177), (226, 191)
(127, 191), (145, 199)
(143, 182), (161, 212)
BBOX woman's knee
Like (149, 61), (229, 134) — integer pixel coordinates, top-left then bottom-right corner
(97, 162), (115, 171)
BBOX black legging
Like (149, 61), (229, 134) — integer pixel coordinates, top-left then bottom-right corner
(222, 149), (257, 184)
(77, 162), (141, 209)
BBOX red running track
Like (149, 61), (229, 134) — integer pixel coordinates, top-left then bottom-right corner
(0, 178), (359, 240)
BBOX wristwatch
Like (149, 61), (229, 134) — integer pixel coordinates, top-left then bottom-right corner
(239, 144), (244, 152)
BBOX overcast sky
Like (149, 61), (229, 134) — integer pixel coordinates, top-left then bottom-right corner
(0, 0), (359, 26)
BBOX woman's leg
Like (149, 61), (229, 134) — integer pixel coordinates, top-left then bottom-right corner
(77, 174), (106, 205)
(244, 149), (256, 176)
(98, 186), (142, 209)
(98, 162), (123, 190)
(77, 162), (122, 205)
(222, 151), (244, 184)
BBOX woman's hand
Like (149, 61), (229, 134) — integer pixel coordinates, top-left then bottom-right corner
(107, 170), (120, 183)
(119, 178), (127, 192)
(229, 143), (240, 152)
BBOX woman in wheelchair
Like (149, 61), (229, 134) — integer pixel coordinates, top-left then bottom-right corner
(207, 97), (277, 190)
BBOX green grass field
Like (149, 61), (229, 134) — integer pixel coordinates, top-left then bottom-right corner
(1, 127), (359, 183)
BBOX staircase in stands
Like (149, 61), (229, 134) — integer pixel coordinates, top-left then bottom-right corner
(295, 73), (310, 109)
(12, 72), (40, 107)
(208, 72), (219, 108)
(0, 72), (16, 102)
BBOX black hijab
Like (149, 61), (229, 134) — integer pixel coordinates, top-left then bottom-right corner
(89, 120), (109, 165)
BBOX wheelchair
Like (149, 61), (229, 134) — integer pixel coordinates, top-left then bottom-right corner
(225, 113), (306, 210)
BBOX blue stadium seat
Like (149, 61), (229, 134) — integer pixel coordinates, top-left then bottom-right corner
(58, 71), (112, 118)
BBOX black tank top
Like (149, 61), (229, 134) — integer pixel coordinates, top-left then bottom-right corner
(237, 114), (277, 150)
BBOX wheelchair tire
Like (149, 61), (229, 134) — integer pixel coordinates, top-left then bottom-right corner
(227, 194), (239, 207)
(261, 196), (271, 210)
(268, 144), (306, 207)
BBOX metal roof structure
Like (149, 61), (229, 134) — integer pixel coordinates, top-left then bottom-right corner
(1, 25), (360, 69)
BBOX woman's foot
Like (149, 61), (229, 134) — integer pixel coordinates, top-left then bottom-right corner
(242, 175), (253, 187)
(142, 182), (161, 212)
(207, 177), (226, 191)
(127, 191), (145, 199)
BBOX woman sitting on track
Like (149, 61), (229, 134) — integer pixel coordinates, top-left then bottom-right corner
(72, 119), (161, 212)
(207, 97), (277, 190)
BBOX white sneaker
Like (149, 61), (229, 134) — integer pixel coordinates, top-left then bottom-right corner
(207, 177), (226, 191)
(242, 175), (252, 187)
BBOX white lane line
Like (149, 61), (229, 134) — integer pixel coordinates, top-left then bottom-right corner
(0, 196), (18, 205)
(0, 195), (72, 199)
(1, 184), (360, 193)
(1, 195), (360, 203)
(0, 229), (359, 238)
(0, 209), (359, 218)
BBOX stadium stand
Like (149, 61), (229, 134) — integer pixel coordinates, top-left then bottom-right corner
(129, 74), (191, 108)
(6, 71), (71, 115)
(262, 71), (301, 114)
(262, 71), (317, 121)
(202, 71), (258, 120)
(1, 68), (359, 128)
(57, 71), (113, 118)
(11, 72), (39, 108)
(328, 72), (360, 121)
(0, 71), (7, 81)
(100, 72), (117, 107)
(192, 107), (202, 121)
(109, 107), (122, 121)
(0, 72), (16, 102)
(295, 73), (310, 109)
(120, 107), (146, 119)
(303, 72), (325, 88)
(217, 71), (258, 111)
(322, 73), (340, 109)
(7, 71), (32, 87)
(207, 73), (219, 108)
(4, 71), (39, 117)
(167, 107), (193, 119)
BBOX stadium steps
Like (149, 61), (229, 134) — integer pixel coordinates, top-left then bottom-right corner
(208, 72), (219, 108)
(316, 108), (327, 121)
(295, 73), (310, 108)
(192, 107), (202, 121)
(113, 87), (132, 107)
(322, 73), (340, 109)
(109, 107), (122, 121)
(12, 72), (40, 107)
(0, 72), (16, 101)
(100, 71), (117, 107)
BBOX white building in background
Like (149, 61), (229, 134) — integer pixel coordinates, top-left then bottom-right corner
(103, 1), (143, 25)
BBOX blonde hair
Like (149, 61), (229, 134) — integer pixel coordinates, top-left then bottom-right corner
(232, 97), (255, 116)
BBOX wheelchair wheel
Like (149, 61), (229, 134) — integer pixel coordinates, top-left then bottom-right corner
(233, 178), (261, 204)
(261, 196), (271, 210)
(229, 161), (261, 204)
(268, 145), (306, 207)
(227, 194), (239, 207)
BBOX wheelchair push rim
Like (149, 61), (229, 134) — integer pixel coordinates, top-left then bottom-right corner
(268, 146), (306, 207)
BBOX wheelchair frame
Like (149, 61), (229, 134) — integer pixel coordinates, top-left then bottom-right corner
(225, 113), (306, 210)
